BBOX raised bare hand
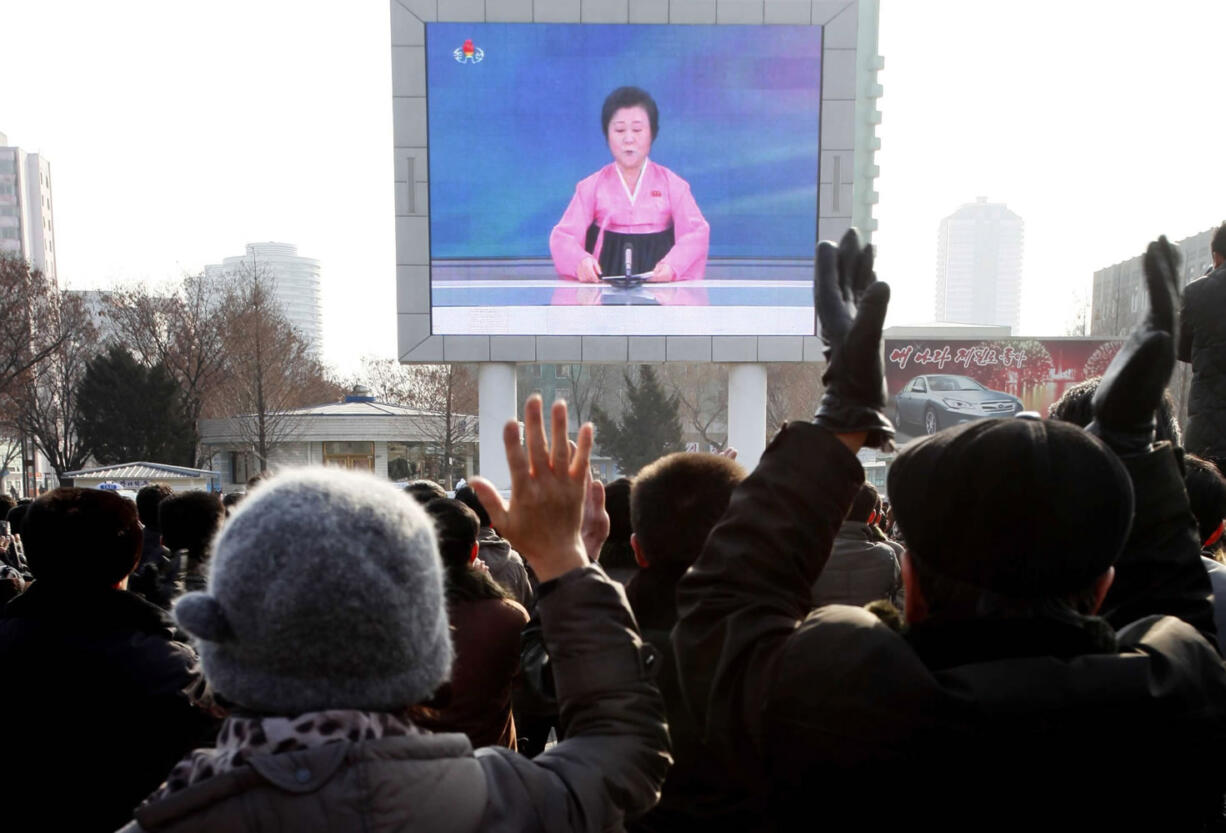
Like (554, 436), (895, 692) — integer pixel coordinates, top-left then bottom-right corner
(471, 396), (593, 582)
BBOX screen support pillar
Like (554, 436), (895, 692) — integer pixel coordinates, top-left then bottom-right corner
(727, 364), (768, 471)
(479, 363), (518, 491)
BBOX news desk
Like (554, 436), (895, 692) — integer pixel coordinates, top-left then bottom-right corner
(428, 258), (817, 336)
(431, 258), (813, 307)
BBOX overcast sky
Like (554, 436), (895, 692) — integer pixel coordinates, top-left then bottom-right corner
(1, 0), (1222, 374)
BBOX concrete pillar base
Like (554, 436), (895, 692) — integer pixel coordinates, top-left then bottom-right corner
(478, 363), (517, 490)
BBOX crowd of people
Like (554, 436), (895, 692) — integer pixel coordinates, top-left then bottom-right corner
(1, 227), (1226, 831)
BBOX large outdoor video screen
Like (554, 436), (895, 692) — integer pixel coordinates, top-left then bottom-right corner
(426, 23), (823, 336)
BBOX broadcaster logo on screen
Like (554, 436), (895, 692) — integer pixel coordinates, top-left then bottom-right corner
(454, 38), (485, 64)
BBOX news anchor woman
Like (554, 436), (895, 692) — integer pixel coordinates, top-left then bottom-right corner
(549, 87), (710, 283)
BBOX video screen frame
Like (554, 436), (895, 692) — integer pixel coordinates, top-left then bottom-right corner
(392, 0), (878, 364)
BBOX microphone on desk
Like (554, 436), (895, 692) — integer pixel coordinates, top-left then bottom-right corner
(625, 245), (633, 280)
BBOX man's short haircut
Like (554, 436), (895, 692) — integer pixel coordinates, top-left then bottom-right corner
(23, 487), (142, 587)
(1049, 376), (1182, 447)
(405, 479), (448, 506)
(159, 491), (225, 558)
(0, 494), (16, 519)
(602, 86), (659, 140)
(453, 484), (491, 527)
(136, 483), (174, 529)
(1212, 222), (1226, 259)
(847, 482), (879, 524)
(631, 453), (746, 573)
(1184, 454), (1226, 546)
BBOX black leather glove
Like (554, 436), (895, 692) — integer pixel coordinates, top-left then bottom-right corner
(813, 228), (895, 450)
(1087, 236), (1180, 456)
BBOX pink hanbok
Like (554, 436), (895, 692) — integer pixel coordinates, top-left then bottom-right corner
(549, 160), (710, 281)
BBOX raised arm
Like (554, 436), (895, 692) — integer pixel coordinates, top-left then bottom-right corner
(471, 397), (670, 832)
(673, 228), (894, 782)
(1087, 237), (1217, 645)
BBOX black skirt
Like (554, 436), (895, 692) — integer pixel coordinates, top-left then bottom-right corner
(585, 224), (675, 278)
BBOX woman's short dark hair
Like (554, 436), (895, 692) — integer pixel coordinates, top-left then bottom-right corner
(424, 498), (507, 603)
(602, 86), (659, 140)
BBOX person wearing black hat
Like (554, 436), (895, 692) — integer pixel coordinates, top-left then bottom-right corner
(673, 230), (1226, 829)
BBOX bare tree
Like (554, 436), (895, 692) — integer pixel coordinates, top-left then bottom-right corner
(352, 355), (417, 403)
(0, 418), (23, 496)
(1064, 288), (1091, 337)
(349, 358), (478, 486)
(0, 254), (73, 405)
(13, 290), (100, 479)
(107, 273), (230, 463)
(660, 363), (728, 450)
(408, 364), (478, 488)
(766, 363), (825, 437)
(566, 364), (617, 427)
(215, 267), (340, 472)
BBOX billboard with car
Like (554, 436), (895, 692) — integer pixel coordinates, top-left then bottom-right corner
(885, 338), (1125, 441)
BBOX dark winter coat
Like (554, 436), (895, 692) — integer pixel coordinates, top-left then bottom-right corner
(0, 581), (216, 832)
(478, 528), (535, 610)
(625, 570), (764, 833)
(418, 596), (529, 749)
(1179, 263), (1226, 457)
(118, 566), (668, 833)
(674, 423), (1226, 829)
(810, 520), (900, 607)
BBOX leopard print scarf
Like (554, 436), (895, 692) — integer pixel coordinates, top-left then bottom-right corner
(149, 710), (416, 801)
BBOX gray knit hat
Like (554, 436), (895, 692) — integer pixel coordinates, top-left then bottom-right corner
(173, 467), (453, 714)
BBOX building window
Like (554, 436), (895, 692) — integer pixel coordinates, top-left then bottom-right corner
(323, 441), (375, 472)
(231, 451), (255, 485)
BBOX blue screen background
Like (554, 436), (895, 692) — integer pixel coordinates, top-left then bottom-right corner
(425, 23), (823, 260)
